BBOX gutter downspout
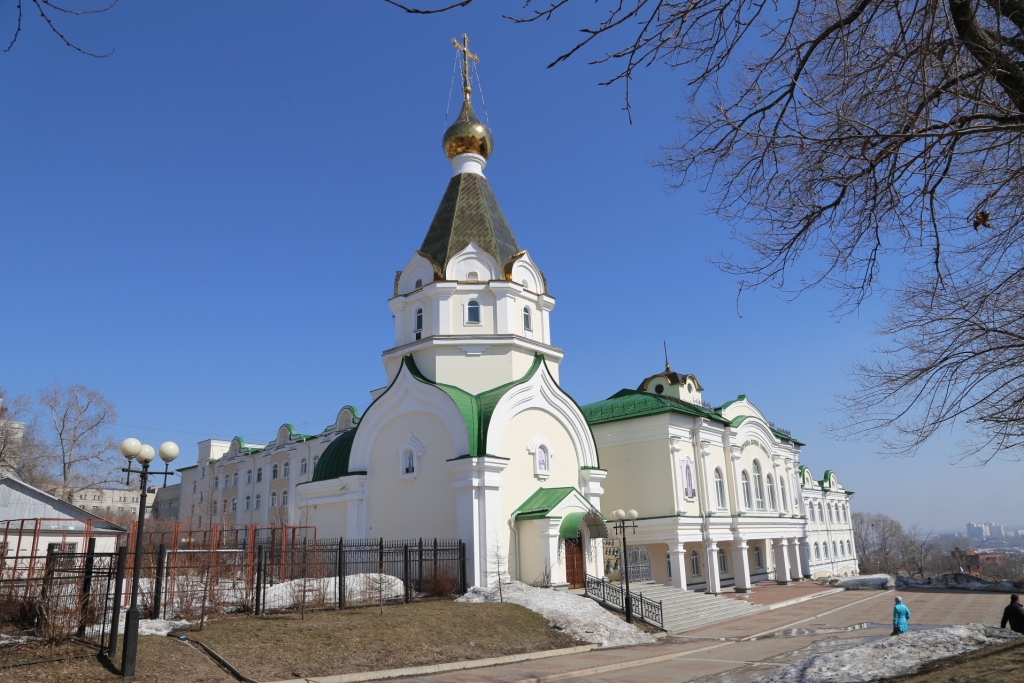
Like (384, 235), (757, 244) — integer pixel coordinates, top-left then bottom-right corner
(509, 512), (521, 582)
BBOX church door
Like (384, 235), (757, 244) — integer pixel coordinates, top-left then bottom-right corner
(565, 534), (585, 588)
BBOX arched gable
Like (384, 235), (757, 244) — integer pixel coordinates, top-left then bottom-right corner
(485, 358), (599, 470)
(348, 360), (470, 473)
(446, 242), (501, 282)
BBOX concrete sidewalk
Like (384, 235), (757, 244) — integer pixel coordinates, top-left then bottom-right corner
(399, 589), (1015, 682)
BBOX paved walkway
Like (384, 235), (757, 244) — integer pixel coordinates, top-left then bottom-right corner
(719, 580), (837, 606)
(400, 588), (1016, 682)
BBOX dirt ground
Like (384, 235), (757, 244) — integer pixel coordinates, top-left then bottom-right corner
(188, 600), (582, 681)
(884, 636), (1024, 682)
(0, 636), (233, 683)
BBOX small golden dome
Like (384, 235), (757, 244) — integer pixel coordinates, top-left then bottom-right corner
(443, 98), (493, 160)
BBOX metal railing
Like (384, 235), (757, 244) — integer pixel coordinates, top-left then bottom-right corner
(582, 574), (663, 629)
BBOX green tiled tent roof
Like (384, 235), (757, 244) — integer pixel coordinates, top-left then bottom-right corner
(420, 173), (521, 273)
(579, 389), (728, 426)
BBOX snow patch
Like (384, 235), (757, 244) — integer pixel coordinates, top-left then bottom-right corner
(456, 581), (657, 648)
(87, 618), (193, 637)
(838, 574), (894, 590)
(261, 573), (406, 607)
(756, 623), (1022, 683)
(897, 572), (1024, 592)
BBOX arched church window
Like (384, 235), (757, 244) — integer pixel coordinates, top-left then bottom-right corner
(231, 498), (237, 513)
(232, 472), (238, 488)
(809, 502), (816, 522)
(244, 496), (251, 511)
(270, 492), (278, 508)
(814, 542), (820, 560)
(684, 462), (695, 498)
(752, 462), (765, 510)
(523, 306), (532, 331)
(714, 469), (726, 509)
(415, 308), (423, 340)
(281, 489), (289, 506)
(753, 544), (763, 568)
(246, 470), (252, 484)
(833, 541), (838, 558)
(403, 449), (415, 475)
(536, 445), (549, 473)
(847, 540), (852, 556)
(313, 455), (319, 469)
(780, 480), (788, 511)
(828, 504), (834, 523)
(283, 461), (290, 478)
(689, 550), (701, 577)
(272, 464), (279, 480)
(842, 505), (848, 523)
(766, 474), (777, 510)
(300, 458), (307, 475)
(467, 300), (481, 324)
(212, 501), (218, 514)
(256, 467), (263, 483)
(741, 471), (752, 509)
(415, 278), (422, 289)
(817, 502), (824, 522)
(718, 548), (727, 574)
(255, 494), (261, 510)
(222, 498), (227, 513)
(214, 475), (219, 490)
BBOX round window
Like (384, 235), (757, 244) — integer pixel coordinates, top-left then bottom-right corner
(654, 384), (664, 394)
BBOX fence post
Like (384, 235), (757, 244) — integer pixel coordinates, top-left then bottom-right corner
(337, 538), (345, 610)
(403, 545), (411, 604)
(152, 543), (166, 620)
(417, 538), (423, 593)
(108, 545), (127, 661)
(76, 537), (97, 637)
(378, 538), (384, 575)
(254, 546), (263, 616)
(459, 541), (467, 595)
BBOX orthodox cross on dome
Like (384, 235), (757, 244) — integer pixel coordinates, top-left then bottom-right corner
(451, 33), (479, 100)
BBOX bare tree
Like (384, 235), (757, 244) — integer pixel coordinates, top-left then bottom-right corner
(37, 382), (118, 501)
(391, 1), (1024, 464)
(486, 529), (510, 601)
(898, 524), (935, 578)
(852, 512), (906, 574)
(4, 0), (117, 57)
(0, 388), (30, 476)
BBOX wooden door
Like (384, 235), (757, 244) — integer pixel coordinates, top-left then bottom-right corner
(565, 535), (585, 588)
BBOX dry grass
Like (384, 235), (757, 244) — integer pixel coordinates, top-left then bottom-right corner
(885, 637), (1024, 682)
(0, 636), (233, 683)
(188, 600), (582, 681)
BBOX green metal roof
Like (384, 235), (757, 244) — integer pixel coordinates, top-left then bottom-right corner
(313, 352), (586, 482)
(512, 487), (576, 520)
(419, 172), (522, 275)
(580, 389), (728, 426)
(403, 353), (545, 457)
(312, 429), (363, 481)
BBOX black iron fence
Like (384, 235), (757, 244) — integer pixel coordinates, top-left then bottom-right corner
(138, 537), (466, 618)
(583, 574), (663, 629)
(0, 540), (122, 668)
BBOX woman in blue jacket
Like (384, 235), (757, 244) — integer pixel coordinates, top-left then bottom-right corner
(893, 596), (911, 634)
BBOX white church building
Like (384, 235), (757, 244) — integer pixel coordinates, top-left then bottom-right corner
(176, 47), (857, 592)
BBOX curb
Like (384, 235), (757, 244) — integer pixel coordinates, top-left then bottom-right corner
(264, 644), (599, 683)
(186, 638), (260, 683)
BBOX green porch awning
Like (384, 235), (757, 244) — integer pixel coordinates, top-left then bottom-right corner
(558, 510), (609, 540)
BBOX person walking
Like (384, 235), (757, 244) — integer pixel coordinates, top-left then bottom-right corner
(1000, 594), (1024, 634)
(892, 596), (911, 635)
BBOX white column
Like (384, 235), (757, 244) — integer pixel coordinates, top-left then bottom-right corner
(668, 541), (688, 590)
(787, 537), (803, 580)
(773, 538), (792, 585)
(536, 518), (565, 587)
(731, 541), (753, 593)
(729, 445), (744, 514)
(799, 538), (812, 579)
(704, 542), (722, 594)
(449, 456), (510, 588)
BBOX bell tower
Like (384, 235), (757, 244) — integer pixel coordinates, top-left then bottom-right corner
(383, 35), (560, 395)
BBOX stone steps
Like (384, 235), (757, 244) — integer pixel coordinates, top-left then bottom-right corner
(609, 580), (764, 634)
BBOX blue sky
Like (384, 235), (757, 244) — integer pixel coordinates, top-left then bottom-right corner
(1, 1), (1015, 532)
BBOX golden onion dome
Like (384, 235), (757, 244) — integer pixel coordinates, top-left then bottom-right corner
(443, 98), (493, 160)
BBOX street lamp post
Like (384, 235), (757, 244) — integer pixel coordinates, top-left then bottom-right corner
(118, 438), (179, 681)
(609, 508), (638, 623)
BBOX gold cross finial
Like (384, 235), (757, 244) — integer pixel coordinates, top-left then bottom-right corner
(451, 33), (479, 101)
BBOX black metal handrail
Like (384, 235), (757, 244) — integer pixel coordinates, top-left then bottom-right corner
(582, 574), (663, 629)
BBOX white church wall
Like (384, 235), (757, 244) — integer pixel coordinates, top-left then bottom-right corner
(363, 411), (459, 541)
(592, 418), (678, 519)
